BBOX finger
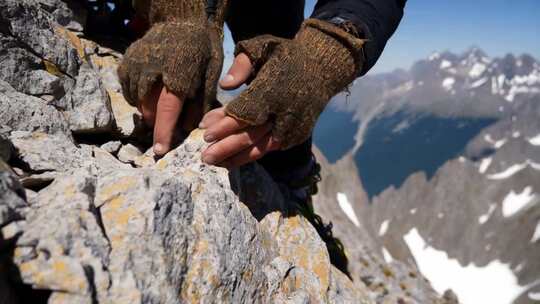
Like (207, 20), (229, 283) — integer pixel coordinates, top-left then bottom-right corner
(199, 107), (226, 129)
(203, 115), (249, 143)
(202, 123), (272, 165)
(153, 87), (184, 155)
(139, 83), (161, 127)
(219, 53), (253, 90)
(219, 134), (282, 168)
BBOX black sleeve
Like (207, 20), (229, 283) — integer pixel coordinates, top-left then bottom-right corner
(226, 0), (305, 42)
(312, 0), (406, 75)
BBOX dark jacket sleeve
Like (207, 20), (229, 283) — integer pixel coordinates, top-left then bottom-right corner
(312, 0), (406, 75)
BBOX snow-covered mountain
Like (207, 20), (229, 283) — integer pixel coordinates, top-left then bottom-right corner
(325, 49), (540, 149)
(313, 49), (540, 304)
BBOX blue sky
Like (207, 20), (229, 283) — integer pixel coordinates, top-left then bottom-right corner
(224, 0), (540, 75)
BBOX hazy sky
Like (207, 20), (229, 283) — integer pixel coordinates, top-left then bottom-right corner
(223, 0), (540, 75)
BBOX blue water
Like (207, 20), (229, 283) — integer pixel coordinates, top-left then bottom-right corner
(313, 106), (357, 163)
(314, 109), (496, 199)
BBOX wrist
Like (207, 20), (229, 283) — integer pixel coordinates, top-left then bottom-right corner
(299, 19), (366, 78)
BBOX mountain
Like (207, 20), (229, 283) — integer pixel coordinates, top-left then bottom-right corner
(315, 48), (540, 197)
(312, 50), (540, 303)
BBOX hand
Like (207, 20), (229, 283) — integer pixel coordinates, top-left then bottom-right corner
(200, 54), (281, 168)
(223, 19), (364, 150)
(138, 85), (203, 155)
(118, 21), (223, 156)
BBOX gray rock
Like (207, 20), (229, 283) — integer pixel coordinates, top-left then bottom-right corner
(312, 149), (451, 303)
(0, 80), (70, 135)
(1, 161), (28, 240)
(9, 131), (374, 303)
(0, 127), (12, 162)
(9, 131), (91, 173)
(36, 0), (87, 32)
(100, 141), (122, 154)
(54, 63), (114, 133)
(0, 34), (65, 97)
(117, 143), (143, 164)
(0, 0), (81, 77)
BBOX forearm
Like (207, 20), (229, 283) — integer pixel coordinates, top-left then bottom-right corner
(312, 0), (406, 75)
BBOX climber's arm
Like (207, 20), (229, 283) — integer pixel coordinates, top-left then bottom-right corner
(118, 0), (229, 156)
(201, 0), (406, 168)
(311, 0), (406, 76)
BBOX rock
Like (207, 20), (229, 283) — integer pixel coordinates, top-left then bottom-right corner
(117, 143), (143, 164)
(0, 127), (12, 162)
(312, 149), (451, 303)
(0, 0), (80, 77)
(7, 131), (374, 303)
(1, 160), (28, 243)
(53, 63), (114, 133)
(0, 34), (65, 97)
(0, 81), (70, 135)
(100, 141), (122, 154)
(9, 131), (91, 173)
(86, 43), (141, 137)
(36, 0), (87, 32)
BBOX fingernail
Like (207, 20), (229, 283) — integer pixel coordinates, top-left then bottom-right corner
(202, 154), (217, 165)
(204, 133), (215, 143)
(153, 143), (166, 155)
(222, 74), (234, 84)
(198, 121), (206, 129)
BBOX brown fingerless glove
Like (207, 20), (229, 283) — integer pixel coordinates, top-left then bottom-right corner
(118, 0), (228, 112)
(225, 19), (365, 150)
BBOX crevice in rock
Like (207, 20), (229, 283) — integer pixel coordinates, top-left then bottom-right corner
(2, 245), (52, 304)
(0, 28), (75, 80)
(83, 265), (99, 304)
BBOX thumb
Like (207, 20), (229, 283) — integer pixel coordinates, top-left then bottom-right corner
(219, 53), (253, 90)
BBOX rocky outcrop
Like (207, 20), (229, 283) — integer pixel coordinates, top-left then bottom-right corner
(312, 149), (456, 303)
(0, 0), (451, 303)
(1, 130), (373, 303)
(359, 102), (540, 303)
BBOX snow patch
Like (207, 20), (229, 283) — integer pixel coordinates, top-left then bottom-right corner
(531, 222), (540, 243)
(479, 157), (493, 174)
(382, 247), (394, 263)
(478, 204), (497, 224)
(379, 220), (390, 236)
(501, 186), (537, 217)
(487, 160), (540, 180)
(429, 52), (441, 61)
(469, 77), (488, 89)
(440, 60), (452, 69)
(437, 213), (444, 219)
(484, 134), (507, 149)
(337, 193), (360, 227)
(442, 77), (456, 91)
(529, 134), (540, 146)
(530, 292), (540, 301)
(404, 228), (527, 304)
(469, 63), (486, 78)
(512, 131), (521, 138)
(410, 208), (417, 215)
